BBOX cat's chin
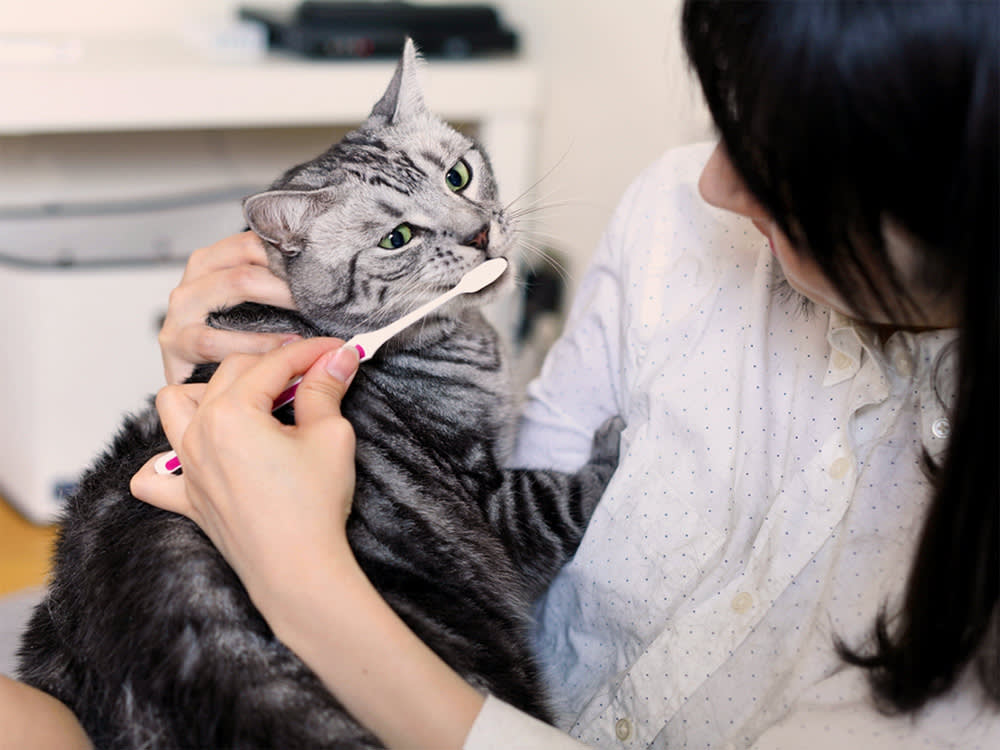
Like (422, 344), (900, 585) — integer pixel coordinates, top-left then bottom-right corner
(479, 263), (516, 300)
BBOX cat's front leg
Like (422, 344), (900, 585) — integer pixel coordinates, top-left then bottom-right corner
(486, 416), (625, 600)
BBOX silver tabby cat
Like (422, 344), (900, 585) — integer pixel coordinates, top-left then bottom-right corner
(17, 41), (622, 749)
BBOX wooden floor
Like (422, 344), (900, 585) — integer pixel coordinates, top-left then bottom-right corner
(0, 497), (57, 596)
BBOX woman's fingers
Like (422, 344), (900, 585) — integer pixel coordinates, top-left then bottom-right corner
(172, 263), (296, 316)
(153, 341), (346, 480)
(223, 338), (347, 415)
(167, 326), (299, 379)
(155, 382), (206, 456)
(156, 340), (347, 470)
(130, 453), (194, 518)
(180, 231), (270, 283)
(293, 345), (360, 430)
(159, 232), (298, 384)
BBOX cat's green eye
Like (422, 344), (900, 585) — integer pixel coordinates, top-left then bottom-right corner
(379, 223), (414, 249)
(446, 159), (472, 192)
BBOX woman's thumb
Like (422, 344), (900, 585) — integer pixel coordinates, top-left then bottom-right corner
(293, 344), (360, 426)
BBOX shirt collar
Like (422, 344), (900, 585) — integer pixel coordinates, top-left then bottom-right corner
(823, 310), (868, 388)
(822, 310), (958, 389)
(821, 309), (960, 459)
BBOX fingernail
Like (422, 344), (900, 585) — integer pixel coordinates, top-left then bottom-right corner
(326, 345), (359, 384)
(154, 452), (182, 475)
(280, 335), (301, 347)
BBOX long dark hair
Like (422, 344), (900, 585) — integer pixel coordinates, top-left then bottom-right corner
(682, 0), (998, 713)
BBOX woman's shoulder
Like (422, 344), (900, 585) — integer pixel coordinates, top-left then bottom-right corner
(643, 140), (717, 185)
(620, 141), (718, 199)
(608, 141), (763, 272)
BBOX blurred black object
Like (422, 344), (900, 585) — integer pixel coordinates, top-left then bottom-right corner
(516, 253), (566, 348)
(239, 1), (518, 59)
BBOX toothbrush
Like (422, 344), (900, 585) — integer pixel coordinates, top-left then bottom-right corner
(154, 257), (509, 475)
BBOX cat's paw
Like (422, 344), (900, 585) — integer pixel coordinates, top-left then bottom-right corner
(590, 415), (625, 470)
(571, 415), (625, 526)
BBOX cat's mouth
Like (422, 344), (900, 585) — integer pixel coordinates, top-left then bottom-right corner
(468, 256), (514, 299)
(424, 256), (511, 304)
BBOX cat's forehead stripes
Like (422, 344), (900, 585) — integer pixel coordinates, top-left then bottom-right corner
(332, 139), (427, 196)
(376, 200), (405, 219)
(359, 219), (389, 237)
(419, 150), (447, 170)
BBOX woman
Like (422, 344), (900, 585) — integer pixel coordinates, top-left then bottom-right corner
(4, 1), (996, 747)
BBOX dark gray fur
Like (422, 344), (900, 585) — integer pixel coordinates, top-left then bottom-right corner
(16, 41), (622, 749)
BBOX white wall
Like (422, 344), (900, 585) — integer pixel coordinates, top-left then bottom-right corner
(483, 0), (713, 288)
(2, 0), (712, 283)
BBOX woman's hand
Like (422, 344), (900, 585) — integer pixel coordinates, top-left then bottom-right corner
(159, 232), (298, 385)
(131, 338), (360, 597)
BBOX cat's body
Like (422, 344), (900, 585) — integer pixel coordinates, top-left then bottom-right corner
(17, 41), (621, 749)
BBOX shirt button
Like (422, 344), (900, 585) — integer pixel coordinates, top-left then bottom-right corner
(829, 456), (851, 480)
(894, 354), (914, 376)
(615, 717), (633, 741)
(931, 418), (951, 439)
(731, 591), (753, 613)
(832, 351), (852, 370)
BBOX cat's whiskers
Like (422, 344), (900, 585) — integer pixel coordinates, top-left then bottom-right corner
(353, 272), (448, 337)
(503, 142), (573, 215)
(355, 290), (413, 333)
(507, 200), (581, 222)
(499, 154), (583, 293)
(351, 292), (401, 335)
(505, 189), (583, 285)
(513, 233), (574, 289)
(505, 177), (579, 219)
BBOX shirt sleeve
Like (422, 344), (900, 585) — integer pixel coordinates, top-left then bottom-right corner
(463, 694), (592, 750)
(507, 171), (635, 473)
(508, 144), (719, 473)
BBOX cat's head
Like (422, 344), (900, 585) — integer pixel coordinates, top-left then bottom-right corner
(243, 39), (514, 339)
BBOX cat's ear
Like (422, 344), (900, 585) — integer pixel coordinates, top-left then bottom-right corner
(369, 37), (427, 123)
(243, 190), (326, 256)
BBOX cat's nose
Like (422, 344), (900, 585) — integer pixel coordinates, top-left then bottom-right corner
(462, 224), (490, 251)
